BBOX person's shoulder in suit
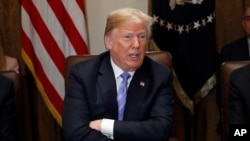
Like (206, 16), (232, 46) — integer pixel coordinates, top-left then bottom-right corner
(0, 74), (17, 141)
(68, 51), (111, 83)
(222, 37), (247, 57)
(138, 56), (173, 89)
(0, 74), (14, 96)
(143, 56), (171, 75)
(0, 74), (12, 84)
(231, 63), (250, 80)
(220, 37), (249, 62)
(228, 63), (250, 140)
(222, 37), (247, 53)
(73, 51), (109, 68)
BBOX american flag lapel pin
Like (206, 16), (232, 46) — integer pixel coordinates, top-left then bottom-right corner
(140, 81), (145, 87)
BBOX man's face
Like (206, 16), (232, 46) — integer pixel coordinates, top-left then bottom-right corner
(105, 23), (148, 72)
(242, 8), (250, 36)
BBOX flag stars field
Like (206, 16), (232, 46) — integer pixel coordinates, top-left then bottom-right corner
(153, 12), (215, 34)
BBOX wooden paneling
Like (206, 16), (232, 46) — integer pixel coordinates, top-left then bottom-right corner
(215, 0), (250, 53)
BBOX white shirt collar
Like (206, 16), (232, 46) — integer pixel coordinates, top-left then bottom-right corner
(110, 57), (135, 80)
(247, 37), (250, 59)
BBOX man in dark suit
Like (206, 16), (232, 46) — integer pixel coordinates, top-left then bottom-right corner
(0, 74), (17, 141)
(62, 8), (174, 141)
(216, 6), (250, 134)
(220, 36), (249, 63)
(228, 64), (250, 140)
(220, 6), (250, 63)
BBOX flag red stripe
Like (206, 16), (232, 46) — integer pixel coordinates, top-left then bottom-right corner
(22, 0), (65, 76)
(22, 30), (63, 115)
(22, 0), (89, 123)
(47, 1), (88, 54)
(76, 0), (86, 16)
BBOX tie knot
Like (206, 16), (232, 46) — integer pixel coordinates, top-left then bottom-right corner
(120, 72), (131, 80)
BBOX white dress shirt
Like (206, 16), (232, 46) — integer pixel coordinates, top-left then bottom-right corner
(247, 37), (250, 59)
(100, 57), (134, 139)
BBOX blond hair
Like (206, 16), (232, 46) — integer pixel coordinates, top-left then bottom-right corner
(104, 8), (152, 39)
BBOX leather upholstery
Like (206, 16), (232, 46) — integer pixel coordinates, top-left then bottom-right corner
(64, 51), (172, 88)
(220, 61), (250, 141)
(64, 51), (196, 141)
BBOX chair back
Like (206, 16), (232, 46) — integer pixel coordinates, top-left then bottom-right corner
(65, 51), (172, 88)
(64, 51), (192, 140)
(220, 60), (250, 141)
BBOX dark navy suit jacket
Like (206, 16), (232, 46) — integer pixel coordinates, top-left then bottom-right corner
(0, 75), (16, 141)
(229, 64), (250, 125)
(62, 51), (174, 141)
(228, 64), (250, 141)
(220, 37), (250, 63)
(217, 37), (250, 108)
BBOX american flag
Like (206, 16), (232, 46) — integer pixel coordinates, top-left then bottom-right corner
(21, 0), (89, 126)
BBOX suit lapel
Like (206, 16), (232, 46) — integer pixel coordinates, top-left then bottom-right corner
(97, 55), (118, 119)
(96, 53), (151, 120)
(124, 63), (150, 120)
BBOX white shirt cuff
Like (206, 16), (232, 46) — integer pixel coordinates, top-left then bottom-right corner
(101, 118), (114, 139)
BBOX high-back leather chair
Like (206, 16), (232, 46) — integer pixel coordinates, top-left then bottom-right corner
(64, 51), (188, 141)
(220, 61), (250, 141)
(65, 51), (172, 88)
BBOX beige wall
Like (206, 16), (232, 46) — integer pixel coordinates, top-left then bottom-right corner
(85, 0), (148, 54)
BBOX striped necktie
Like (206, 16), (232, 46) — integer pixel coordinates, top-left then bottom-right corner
(117, 72), (131, 120)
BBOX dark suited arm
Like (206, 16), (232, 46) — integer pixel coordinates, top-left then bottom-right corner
(0, 78), (17, 141)
(62, 66), (112, 141)
(113, 72), (174, 141)
(228, 72), (246, 126)
(220, 46), (231, 64)
(228, 74), (249, 140)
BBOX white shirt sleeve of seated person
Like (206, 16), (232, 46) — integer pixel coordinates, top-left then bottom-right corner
(101, 118), (114, 139)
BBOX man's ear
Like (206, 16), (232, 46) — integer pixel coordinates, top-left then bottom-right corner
(104, 35), (113, 50)
(242, 20), (247, 30)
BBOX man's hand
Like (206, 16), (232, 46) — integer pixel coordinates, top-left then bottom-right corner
(89, 119), (103, 131)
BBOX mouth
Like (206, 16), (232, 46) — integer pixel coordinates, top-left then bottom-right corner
(129, 53), (139, 59)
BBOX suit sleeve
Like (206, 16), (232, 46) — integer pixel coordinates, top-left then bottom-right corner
(228, 71), (246, 125)
(220, 45), (232, 64)
(0, 77), (17, 141)
(228, 70), (250, 141)
(113, 70), (174, 141)
(62, 65), (112, 141)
